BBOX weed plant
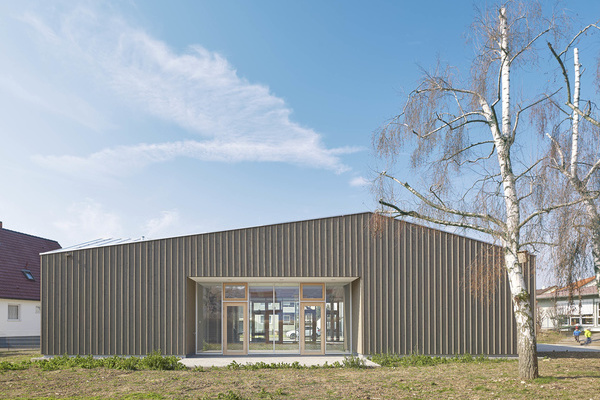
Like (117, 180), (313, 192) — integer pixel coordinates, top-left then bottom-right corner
(0, 351), (186, 372)
(225, 355), (366, 370)
(0, 353), (368, 372)
(370, 352), (493, 367)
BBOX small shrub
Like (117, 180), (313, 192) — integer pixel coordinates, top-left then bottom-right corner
(342, 355), (367, 368)
(0, 360), (31, 371)
(141, 350), (185, 370)
(370, 352), (490, 367)
(227, 360), (242, 370)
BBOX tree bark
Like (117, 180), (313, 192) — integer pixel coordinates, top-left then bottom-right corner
(584, 200), (600, 296)
(498, 7), (539, 379)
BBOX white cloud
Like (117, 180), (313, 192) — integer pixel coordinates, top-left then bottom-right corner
(34, 139), (360, 176)
(350, 176), (370, 187)
(24, 5), (360, 174)
(54, 199), (124, 244)
(143, 210), (180, 239)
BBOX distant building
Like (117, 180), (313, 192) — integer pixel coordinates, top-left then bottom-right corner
(41, 213), (535, 357)
(0, 222), (61, 348)
(536, 276), (599, 332)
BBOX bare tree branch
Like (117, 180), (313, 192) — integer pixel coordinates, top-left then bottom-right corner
(378, 199), (499, 236)
(380, 172), (507, 228)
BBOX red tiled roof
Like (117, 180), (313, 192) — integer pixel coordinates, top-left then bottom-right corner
(536, 286), (557, 296)
(537, 276), (598, 299)
(0, 225), (61, 301)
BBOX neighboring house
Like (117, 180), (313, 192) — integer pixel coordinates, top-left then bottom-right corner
(0, 222), (61, 349)
(40, 212), (535, 357)
(537, 276), (600, 332)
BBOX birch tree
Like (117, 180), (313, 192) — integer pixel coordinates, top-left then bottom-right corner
(374, 4), (575, 379)
(546, 28), (600, 297)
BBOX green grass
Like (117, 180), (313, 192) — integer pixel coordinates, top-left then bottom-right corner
(2, 350), (600, 399)
(369, 352), (495, 367)
(0, 351), (186, 372)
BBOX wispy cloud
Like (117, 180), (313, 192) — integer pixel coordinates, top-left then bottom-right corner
(34, 139), (360, 176)
(350, 176), (370, 187)
(143, 210), (180, 239)
(54, 199), (124, 243)
(24, 5), (360, 174)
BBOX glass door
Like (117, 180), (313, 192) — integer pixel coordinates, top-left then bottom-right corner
(300, 303), (324, 354)
(223, 302), (247, 355)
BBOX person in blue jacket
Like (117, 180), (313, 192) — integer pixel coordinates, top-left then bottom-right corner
(573, 326), (581, 343)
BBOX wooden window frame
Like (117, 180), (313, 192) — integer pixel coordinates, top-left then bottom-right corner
(223, 283), (248, 301)
(300, 283), (325, 301)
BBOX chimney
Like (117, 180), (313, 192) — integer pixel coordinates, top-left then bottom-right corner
(0, 221), (2, 229)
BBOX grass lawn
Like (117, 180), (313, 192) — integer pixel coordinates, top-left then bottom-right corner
(536, 329), (569, 344)
(1, 350), (600, 399)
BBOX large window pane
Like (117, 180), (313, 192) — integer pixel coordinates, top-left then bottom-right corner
(249, 286), (274, 352)
(226, 305), (245, 351)
(197, 284), (222, 353)
(326, 284), (350, 353)
(303, 305), (322, 351)
(275, 286), (299, 352)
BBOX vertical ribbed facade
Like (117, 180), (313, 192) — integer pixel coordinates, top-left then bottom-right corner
(41, 212), (534, 356)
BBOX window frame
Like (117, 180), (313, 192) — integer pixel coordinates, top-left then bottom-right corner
(300, 283), (325, 301)
(8, 304), (20, 321)
(21, 269), (35, 281)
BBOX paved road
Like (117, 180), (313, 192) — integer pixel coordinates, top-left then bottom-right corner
(538, 338), (600, 352)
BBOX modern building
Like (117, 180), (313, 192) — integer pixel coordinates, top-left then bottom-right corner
(0, 222), (61, 349)
(537, 276), (600, 332)
(40, 213), (535, 357)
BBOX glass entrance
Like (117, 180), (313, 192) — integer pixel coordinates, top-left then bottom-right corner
(196, 281), (351, 355)
(300, 303), (324, 354)
(223, 303), (247, 355)
(249, 285), (300, 353)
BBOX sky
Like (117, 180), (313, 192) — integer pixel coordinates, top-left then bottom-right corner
(0, 0), (599, 250)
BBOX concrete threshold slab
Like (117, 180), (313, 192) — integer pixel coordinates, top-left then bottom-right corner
(179, 354), (379, 368)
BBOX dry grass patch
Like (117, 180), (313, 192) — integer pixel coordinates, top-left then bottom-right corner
(537, 330), (569, 344)
(1, 352), (600, 399)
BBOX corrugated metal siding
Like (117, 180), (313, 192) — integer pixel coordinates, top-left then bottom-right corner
(41, 212), (534, 356)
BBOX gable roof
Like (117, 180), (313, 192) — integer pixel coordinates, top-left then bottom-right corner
(42, 212), (506, 255)
(536, 286), (557, 296)
(0, 223), (61, 301)
(537, 276), (598, 300)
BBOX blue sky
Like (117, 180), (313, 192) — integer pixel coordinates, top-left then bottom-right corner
(0, 1), (598, 247)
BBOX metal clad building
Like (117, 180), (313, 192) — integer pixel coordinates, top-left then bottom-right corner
(41, 213), (534, 356)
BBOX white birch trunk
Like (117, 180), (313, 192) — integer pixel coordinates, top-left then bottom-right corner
(571, 48), (580, 178)
(569, 48), (600, 297)
(497, 8), (538, 379)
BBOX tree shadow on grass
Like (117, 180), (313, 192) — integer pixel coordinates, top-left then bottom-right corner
(538, 352), (600, 359)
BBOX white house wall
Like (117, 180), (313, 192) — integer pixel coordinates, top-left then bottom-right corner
(538, 297), (600, 330)
(0, 298), (40, 337)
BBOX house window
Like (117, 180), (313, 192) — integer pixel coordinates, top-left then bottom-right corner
(8, 305), (19, 321)
(21, 269), (35, 281)
(582, 314), (594, 325)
